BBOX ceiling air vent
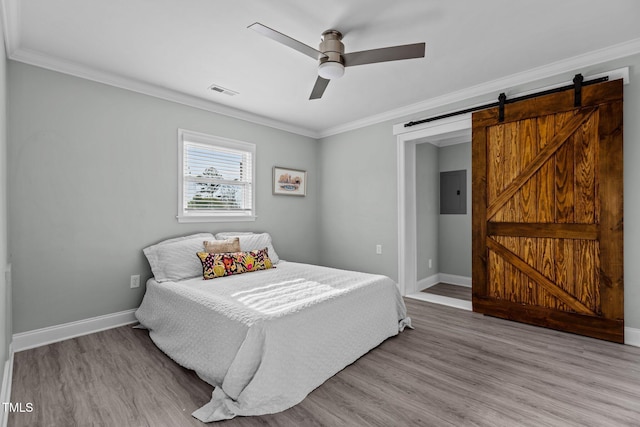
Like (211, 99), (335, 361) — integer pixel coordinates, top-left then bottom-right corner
(208, 84), (239, 96)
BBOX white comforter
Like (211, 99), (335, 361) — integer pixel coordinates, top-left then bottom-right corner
(135, 261), (411, 422)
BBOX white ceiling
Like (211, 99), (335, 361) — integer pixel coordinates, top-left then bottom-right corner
(3, 0), (640, 138)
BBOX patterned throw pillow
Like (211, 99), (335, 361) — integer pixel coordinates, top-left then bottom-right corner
(197, 247), (274, 280)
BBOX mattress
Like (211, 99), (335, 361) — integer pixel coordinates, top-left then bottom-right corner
(135, 261), (411, 422)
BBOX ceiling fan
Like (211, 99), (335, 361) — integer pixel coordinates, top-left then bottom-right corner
(248, 22), (426, 100)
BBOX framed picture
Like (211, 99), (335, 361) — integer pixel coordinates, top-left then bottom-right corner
(273, 166), (307, 196)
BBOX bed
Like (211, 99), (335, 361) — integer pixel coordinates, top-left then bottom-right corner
(135, 232), (411, 422)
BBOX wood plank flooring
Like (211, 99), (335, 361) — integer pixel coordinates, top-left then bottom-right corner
(9, 299), (640, 426)
(421, 283), (472, 301)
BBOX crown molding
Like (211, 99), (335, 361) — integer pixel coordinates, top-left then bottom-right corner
(318, 37), (640, 138)
(0, 0), (18, 57)
(7, 46), (321, 139)
(10, 47), (321, 138)
(0, 0), (322, 137)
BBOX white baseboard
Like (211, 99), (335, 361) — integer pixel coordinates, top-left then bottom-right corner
(416, 274), (439, 291)
(1, 345), (14, 427)
(438, 273), (472, 287)
(412, 273), (473, 311)
(625, 327), (640, 348)
(417, 273), (472, 291)
(12, 309), (138, 352)
(406, 292), (472, 311)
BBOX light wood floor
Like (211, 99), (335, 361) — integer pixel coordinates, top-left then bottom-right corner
(421, 283), (472, 301)
(9, 299), (640, 426)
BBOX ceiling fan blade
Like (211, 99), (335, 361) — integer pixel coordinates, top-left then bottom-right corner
(309, 76), (330, 100)
(248, 22), (327, 61)
(343, 42), (425, 67)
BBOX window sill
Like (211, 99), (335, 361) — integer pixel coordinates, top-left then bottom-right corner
(177, 215), (257, 223)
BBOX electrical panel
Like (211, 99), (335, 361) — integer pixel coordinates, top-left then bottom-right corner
(440, 170), (467, 214)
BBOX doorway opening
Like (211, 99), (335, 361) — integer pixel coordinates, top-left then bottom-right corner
(395, 114), (472, 310)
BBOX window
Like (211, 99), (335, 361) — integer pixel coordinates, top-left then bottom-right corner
(178, 129), (256, 222)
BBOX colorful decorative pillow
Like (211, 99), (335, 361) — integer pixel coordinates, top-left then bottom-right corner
(203, 237), (240, 253)
(197, 247), (274, 280)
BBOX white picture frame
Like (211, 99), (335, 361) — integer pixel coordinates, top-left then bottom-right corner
(273, 166), (307, 196)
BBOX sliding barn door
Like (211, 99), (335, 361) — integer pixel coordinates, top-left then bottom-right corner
(472, 79), (623, 343)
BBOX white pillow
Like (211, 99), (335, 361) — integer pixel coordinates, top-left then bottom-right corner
(216, 232), (280, 264)
(214, 231), (255, 239)
(143, 233), (214, 282)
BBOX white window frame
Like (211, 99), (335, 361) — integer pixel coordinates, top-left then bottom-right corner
(177, 129), (256, 223)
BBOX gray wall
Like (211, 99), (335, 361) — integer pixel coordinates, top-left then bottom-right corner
(0, 20), (9, 377)
(8, 62), (319, 333)
(415, 143), (439, 281)
(623, 58), (640, 331)
(317, 122), (398, 279)
(415, 141), (471, 282)
(438, 142), (472, 277)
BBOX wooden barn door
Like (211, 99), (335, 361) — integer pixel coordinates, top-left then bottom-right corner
(472, 79), (624, 343)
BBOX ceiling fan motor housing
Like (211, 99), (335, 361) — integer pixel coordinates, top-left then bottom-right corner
(318, 30), (345, 79)
(319, 30), (344, 64)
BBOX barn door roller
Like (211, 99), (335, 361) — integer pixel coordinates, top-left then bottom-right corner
(404, 73), (608, 127)
(573, 73), (584, 107)
(498, 93), (506, 122)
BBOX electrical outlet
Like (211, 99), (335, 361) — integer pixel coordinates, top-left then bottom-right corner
(376, 244), (382, 255)
(130, 274), (140, 289)
(428, 259), (432, 269)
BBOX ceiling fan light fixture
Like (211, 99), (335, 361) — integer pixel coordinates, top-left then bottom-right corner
(318, 61), (345, 80)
